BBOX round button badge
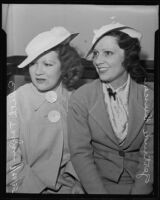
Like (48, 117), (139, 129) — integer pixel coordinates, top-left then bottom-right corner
(48, 110), (61, 123)
(45, 91), (57, 103)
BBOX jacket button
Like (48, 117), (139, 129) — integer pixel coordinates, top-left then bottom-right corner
(48, 110), (60, 122)
(119, 150), (125, 157)
(45, 91), (57, 103)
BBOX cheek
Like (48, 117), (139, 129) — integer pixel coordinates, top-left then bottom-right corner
(110, 56), (124, 69)
(48, 68), (61, 81)
(112, 64), (124, 74)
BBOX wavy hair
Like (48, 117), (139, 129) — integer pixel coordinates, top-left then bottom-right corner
(54, 44), (84, 90)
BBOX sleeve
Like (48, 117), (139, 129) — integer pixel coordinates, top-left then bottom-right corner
(67, 93), (108, 194)
(131, 89), (154, 194)
(63, 160), (79, 180)
(56, 161), (78, 189)
(7, 92), (45, 193)
(7, 91), (23, 193)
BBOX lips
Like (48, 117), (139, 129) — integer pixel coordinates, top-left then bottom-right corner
(36, 78), (46, 84)
(98, 67), (110, 73)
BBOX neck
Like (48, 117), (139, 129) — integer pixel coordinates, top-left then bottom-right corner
(109, 71), (128, 90)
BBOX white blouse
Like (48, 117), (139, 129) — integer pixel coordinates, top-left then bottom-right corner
(102, 75), (130, 145)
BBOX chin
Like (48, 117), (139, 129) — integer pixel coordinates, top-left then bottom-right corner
(99, 75), (112, 82)
(34, 84), (50, 92)
(37, 88), (49, 92)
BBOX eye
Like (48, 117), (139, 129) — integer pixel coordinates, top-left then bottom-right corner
(103, 51), (113, 56)
(29, 61), (37, 66)
(44, 62), (53, 67)
(92, 50), (99, 58)
(29, 61), (37, 69)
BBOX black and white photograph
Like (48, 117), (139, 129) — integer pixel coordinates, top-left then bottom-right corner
(1, 3), (159, 199)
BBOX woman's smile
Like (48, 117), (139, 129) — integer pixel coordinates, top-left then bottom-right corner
(97, 67), (110, 73)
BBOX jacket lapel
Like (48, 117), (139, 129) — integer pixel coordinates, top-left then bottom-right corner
(89, 79), (147, 148)
(123, 79), (145, 149)
(89, 80), (119, 145)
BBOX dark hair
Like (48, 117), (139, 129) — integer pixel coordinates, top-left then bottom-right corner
(53, 44), (84, 90)
(91, 30), (147, 83)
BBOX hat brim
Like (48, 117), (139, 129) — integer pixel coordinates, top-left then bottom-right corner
(86, 27), (127, 58)
(86, 26), (142, 58)
(18, 33), (79, 68)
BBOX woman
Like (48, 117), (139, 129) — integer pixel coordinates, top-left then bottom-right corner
(68, 22), (154, 194)
(7, 26), (84, 193)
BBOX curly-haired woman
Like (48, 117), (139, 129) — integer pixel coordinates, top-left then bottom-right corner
(6, 27), (84, 194)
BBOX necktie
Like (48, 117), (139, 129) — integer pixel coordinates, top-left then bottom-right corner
(107, 88), (117, 100)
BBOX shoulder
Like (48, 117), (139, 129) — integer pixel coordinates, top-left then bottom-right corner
(137, 82), (153, 100)
(7, 83), (33, 107)
(135, 81), (154, 109)
(7, 83), (32, 98)
(16, 83), (33, 94)
(71, 79), (100, 99)
(69, 79), (101, 109)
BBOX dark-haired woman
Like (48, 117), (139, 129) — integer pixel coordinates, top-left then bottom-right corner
(7, 27), (84, 193)
(68, 22), (153, 194)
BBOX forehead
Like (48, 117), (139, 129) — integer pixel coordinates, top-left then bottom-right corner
(94, 35), (120, 50)
(38, 50), (59, 61)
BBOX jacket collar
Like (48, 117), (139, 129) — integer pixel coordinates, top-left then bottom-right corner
(29, 83), (69, 111)
(89, 79), (150, 148)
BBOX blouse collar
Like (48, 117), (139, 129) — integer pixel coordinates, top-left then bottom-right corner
(106, 74), (130, 93)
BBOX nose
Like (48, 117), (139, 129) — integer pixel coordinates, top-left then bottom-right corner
(35, 63), (44, 75)
(94, 53), (104, 67)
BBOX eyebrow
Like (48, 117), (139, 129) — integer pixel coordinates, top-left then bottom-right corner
(93, 48), (114, 52)
(43, 60), (56, 63)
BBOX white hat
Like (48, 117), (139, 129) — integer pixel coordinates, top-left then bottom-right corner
(87, 22), (142, 56)
(18, 27), (79, 68)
